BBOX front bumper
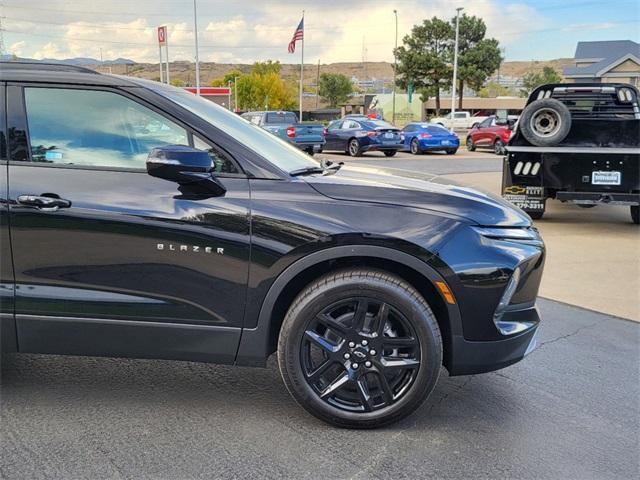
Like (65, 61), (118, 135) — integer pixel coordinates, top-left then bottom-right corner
(447, 306), (540, 376)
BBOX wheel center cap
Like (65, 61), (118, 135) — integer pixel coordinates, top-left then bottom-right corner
(351, 347), (368, 361)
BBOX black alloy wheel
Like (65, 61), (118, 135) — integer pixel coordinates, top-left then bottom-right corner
(348, 139), (362, 157)
(278, 269), (442, 428)
(466, 137), (475, 151)
(410, 138), (421, 155)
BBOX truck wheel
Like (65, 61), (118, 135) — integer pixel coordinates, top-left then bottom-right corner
(526, 210), (544, 220)
(348, 139), (362, 157)
(277, 269), (442, 429)
(519, 98), (571, 147)
(466, 137), (475, 151)
(631, 206), (639, 225)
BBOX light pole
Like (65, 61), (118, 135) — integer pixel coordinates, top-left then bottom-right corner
(450, 7), (463, 129)
(234, 76), (239, 112)
(193, 0), (200, 95)
(392, 9), (398, 124)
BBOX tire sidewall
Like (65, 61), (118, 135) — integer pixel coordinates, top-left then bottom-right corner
(411, 139), (420, 155)
(519, 98), (572, 147)
(278, 273), (442, 428)
(348, 139), (360, 157)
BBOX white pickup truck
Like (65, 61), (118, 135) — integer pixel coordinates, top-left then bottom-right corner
(430, 111), (488, 130)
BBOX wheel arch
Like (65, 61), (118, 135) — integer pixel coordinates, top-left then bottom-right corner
(235, 246), (462, 371)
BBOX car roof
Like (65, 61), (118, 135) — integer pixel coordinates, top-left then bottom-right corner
(0, 61), (150, 88)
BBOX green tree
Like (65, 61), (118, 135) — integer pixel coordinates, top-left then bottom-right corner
(170, 78), (184, 87)
(318, 73), (353, 107)
(478, 81), (511, 98)
(454, 14), (503, 108)
(210, 69), (243, 87)
(251, 60), (282, 76)
(520, 66), (563, 97)
(395, 17), (453, 115)
(235, 63), (296, 111)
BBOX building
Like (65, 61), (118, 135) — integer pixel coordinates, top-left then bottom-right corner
(562, 40), (640, 86)
(423, 96), (526, 119)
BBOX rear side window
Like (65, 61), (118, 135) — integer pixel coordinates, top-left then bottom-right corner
(265, 112), (297, 124)
(24, 87), (189, 168)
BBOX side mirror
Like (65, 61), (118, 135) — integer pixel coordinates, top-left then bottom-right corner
(472, 122), (480, 129)
(147, 145), (226, 195)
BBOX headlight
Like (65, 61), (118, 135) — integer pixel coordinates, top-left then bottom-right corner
(471, 226), (540, 242)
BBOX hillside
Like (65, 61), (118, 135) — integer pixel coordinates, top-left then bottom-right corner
(94, 59), (575, 87)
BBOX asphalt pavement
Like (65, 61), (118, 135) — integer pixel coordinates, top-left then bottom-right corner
(1, 299), (638, 479)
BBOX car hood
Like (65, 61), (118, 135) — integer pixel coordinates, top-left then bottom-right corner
(304, 165), (530, 227)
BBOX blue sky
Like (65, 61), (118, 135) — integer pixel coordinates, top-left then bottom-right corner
(2, 0), (639, 63)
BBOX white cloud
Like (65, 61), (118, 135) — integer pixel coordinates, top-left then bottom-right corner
(9, 41), (26, 56)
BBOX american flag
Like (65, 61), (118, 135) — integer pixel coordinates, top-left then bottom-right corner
(288, 18), (304, 54)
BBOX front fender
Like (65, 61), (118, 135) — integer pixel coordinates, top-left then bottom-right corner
(235, 245), (463, 367)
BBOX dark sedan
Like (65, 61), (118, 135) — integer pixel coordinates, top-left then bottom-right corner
(402, 123), (460, 155)
(324, 118), (403, 157)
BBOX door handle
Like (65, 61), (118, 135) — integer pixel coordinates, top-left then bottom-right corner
(17, 194), (72, 211)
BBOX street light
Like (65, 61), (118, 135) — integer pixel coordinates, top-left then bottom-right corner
(450, 7), (463, 130)
(193, 0), (200, 95)
(392, 9), (398, 124)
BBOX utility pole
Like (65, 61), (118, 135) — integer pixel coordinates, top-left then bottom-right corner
(450, 7), (463, 130)
(299, 10), (305, 122)
(165, 31), (170, 85)
(234, 76), (239, 112)
(315, 59), (320, 110)
(193, 0), (200, 95)
(392, 9), (398, 124)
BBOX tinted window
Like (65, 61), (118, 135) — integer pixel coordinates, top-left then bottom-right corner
(265, 112), (297, 124)
(454, 113), (467, 119)
(403, 125), (415, 132)
(367, 120), (395, 129)
(24, 88), (189, 168)
(161, 87), (317, 173)
(426, 124), (450, 134)
(478, 117), (493, 128)
(193, 136), (239, 174)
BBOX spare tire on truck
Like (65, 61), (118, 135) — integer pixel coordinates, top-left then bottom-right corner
(519, 98), (571, 147)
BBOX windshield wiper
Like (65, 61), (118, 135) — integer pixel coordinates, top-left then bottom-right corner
(289, 166), (325, 176)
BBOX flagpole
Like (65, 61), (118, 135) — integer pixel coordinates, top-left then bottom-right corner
(299, 10), (304, 122)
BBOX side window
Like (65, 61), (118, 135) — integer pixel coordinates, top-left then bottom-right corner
(193, 136), (239, 174)
(479, 117), (492, 128)
(404, 125), (415, 133)
(24, 87), (189, 168)
(454, 113), (467, 119)
(327, 121), (342, 131)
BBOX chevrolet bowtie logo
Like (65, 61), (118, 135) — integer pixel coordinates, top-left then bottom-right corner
(504, 185), (526, 195)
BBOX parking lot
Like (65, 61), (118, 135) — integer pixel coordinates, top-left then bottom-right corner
(2, 150), (638, 480)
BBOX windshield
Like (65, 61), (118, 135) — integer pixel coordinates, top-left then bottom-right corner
(266, 112), (298, 124)
(156, 85), (317, 173)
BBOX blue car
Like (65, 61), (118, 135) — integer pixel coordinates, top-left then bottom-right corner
(401, 123), (460, 155)
(324, 118), (403, 157)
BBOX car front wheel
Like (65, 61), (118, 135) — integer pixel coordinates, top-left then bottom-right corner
(277, 269), (442, 428)
(410, 139), (421, 155)
(631, 205), (639, 225)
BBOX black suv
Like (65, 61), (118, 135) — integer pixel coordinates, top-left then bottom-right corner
(0, 63), (544, 428)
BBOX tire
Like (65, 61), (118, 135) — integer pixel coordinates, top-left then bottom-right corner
(631, 205), (639, 225)
(410, 138), (421, 155)
(519, 98), (571, 147)
(348, 139), (362, 157)
(383, 150), (397, 157)
(526, 210), (544, 220)
(445, 148), (457, 155)
(306, 148), (315, 156)
(466, 137), (475, 152)
(277, 269), (442, 429)
(493, 139), (505, 155)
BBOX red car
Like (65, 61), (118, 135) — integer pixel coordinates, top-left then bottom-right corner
(466, 116), (516, 155)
